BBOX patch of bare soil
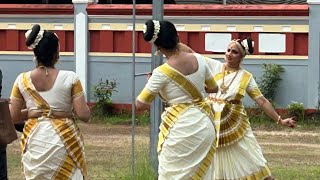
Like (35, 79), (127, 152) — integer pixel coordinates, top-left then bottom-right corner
(78, 123), (149, 148)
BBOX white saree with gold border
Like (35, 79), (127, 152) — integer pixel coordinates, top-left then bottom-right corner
(10, 71), (87, 180)
(205, 58), (271, 180)
(138, 53), (219, 180)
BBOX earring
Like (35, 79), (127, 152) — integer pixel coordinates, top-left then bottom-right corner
(154, 50), (160, 56)
(56, 59), (61, 64)
(33, 57), (37, 62)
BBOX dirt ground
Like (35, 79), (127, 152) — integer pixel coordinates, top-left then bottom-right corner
(6, 123), (320, 180)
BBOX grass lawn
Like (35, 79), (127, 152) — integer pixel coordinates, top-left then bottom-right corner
(6, 115), (320, 180)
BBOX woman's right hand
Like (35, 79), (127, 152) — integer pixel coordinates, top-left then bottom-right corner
(279, 117), (296, 128)
(147, 72), (152, 80)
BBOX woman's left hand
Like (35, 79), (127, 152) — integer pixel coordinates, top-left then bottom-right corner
(280, 117), (296, 128)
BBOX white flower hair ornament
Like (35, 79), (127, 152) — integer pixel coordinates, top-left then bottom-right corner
(25, 28), (45, 49)
(241, 39), (254, 55)
(143, 20), (161, 44)
(143, 24), (147, 34)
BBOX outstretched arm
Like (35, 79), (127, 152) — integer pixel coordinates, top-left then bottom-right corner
(255, 96), (296, 128)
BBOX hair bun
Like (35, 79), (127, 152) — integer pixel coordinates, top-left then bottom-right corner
(241, 37), (254, 55)
(26, 24), (41, 47)
(143, 20), (155, 42)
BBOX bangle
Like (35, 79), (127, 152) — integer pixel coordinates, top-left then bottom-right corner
(276, 116), (281, 124)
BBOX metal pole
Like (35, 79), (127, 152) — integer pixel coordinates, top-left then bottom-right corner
(150, 0), (164, 172)
(223, 0), (227, 5)
(131, 0), (136, 179)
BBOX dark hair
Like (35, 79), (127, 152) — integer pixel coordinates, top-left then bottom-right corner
(244, 37), (254, 54)
(26, 24), (59, 67)
(235, 37), (254, 55)
(143, 20), (178, 50)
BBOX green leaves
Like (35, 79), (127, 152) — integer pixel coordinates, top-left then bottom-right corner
(93, 78), (118, 103)
(288, 101), (305, 121)
(93, 78), (118, 116)
(257, 63), (284, 103)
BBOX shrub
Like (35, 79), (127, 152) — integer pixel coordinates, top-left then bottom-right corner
(257, 63), (284, 103)
(93, 78), (118, 117)
(287, 101), (304, 121)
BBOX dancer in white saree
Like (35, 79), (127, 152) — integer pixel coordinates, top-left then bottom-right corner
(136, 20), (219, 180)
(205, 38), (296, 180)
(9, 24), (90, 180)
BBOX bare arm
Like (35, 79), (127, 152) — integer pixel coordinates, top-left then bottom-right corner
(73, 95), (91, 122)
(20, 109), (28, 121)
(135, 99), (150, 111)
(9, 99), (25, 124)
(255, 96), (296, 128)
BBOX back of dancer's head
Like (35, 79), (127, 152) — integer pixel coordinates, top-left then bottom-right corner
(143, 20), (178, 50)
(26, 24), (59, 67)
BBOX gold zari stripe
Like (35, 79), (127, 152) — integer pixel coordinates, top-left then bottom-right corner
(239, 166), (271, 180)
(192, 144), (216, 180)
(72, 79), (84, 98)
(214, 72), (224, 82)
(159, 63), (203, 101)
(22, 72), (50, 109)
(10, 83), (23, 100)
(205, 76), (218, 89)
(218, 104), (250, 147)
(234, 70), (252, 100)
(137, 88), (156, 104)
(20, 118), (38, 154)
(53, 155), (75, 180)
(157, 104), (189, 152)
(51, 119), (88, 178)
(247, 88), (263, 100)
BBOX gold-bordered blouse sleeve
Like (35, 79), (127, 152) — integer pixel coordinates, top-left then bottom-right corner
(137, 69), (167, 104)
(246, 77), (263, 100)
(10, 74), (23, 101)
(72, 75), (84, 99)
(137, 88), (156, 104)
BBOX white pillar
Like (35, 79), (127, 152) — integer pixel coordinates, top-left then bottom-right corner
(307, 0), (320, 109)
(72, 0), (95, 100)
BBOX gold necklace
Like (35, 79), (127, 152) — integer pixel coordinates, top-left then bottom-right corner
(37, 65), (54, 76)
(220, 64), (240, 94)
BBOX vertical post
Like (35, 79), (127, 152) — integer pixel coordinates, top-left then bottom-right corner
(72, 0), (94, 100)
(131, 1), (136, 179)
(307, 0), (320, 109)
(150, 0), (164, 171)
(223, 0), (227, 5)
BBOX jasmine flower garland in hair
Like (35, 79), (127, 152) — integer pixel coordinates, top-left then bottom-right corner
(25, 28), (45, 49)
(150, 20), (161, 43)
(143, 20), (161, 44)
(241, 39), (254, 55)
